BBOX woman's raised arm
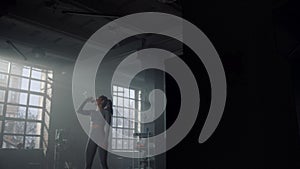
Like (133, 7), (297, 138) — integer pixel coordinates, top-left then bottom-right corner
(76, 97), (94, 115)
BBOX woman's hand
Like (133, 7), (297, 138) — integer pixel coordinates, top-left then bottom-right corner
(86, 97), (95, 103)
(77, 97), (95, 115)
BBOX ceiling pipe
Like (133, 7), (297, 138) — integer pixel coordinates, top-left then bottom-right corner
(157, 0), (177, 3)
(6, 14), (86, 42)
(61, 10), (119, 19)
(58, 0), (99, 13)
(6, 40), (28, 60)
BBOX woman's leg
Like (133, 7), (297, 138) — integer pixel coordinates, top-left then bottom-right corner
(85, 138), (97, 169)
(98, 145), (109, 169)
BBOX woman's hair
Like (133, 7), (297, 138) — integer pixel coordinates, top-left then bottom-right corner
(98, 95), (107, 101)
(98, 95), (108, 107)
(98, 95), (113, 114)
(105, 99), (113, 114)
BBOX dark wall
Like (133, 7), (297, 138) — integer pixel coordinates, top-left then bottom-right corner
(46, 62), (87, 169)
(165, 1), (300, 169)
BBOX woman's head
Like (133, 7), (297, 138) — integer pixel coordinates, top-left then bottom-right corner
(96, 95), (113, 113)
(105, 99), (113, 114)
(96, 95), (108, 108)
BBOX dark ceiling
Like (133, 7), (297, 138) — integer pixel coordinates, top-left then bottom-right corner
(0, 0), (182, 62)
(1, 0), (299, 64)
(273, 0), (300, 60)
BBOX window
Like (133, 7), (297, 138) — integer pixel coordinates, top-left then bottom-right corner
(111, 85), (141, 151)
(0, 59), (53, 151)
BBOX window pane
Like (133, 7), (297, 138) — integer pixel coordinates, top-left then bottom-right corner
(112, 128), (116, 138)
(47, 71), (53, 83)
(138, 101), (141, 111)
(129, 120), (134, 129)
(113, 97), (117, 106)
(31, 68), (46, 80)
(123, 129), (129, 138)
(30, 80), (45, 93)
(9, 76), (29, 90)
(124, 119), (129, 128)
(117, 129), (123, 138)
(48, 70), (53, 78)
(124, 108), (129, 118)
(22, 67), (31, 77)
(43, 127), (48, 145)
(45, 112), (50, 129)
(117, 118), (123, 128)
(124, 98), (129, 108)
(138, 90), (142, 100)
(124, 88), (129, 98)
(29, 94), (43, 107)
(117, 87), (123, 96)
(112, 139), (116, 149)
(117, 97), (123, 107)
(46, 98), (51, 112)
(129, 130), (134, 138)
(130, 89), (135, 99)
(123, 140), (129, 149)
(47, 83), (52, 97)
(0, 103), (3, 116)
(129, 139), (134, 149)
(3, 135), (24, 148)
(113, 85), (117, 96)
(7, 91), (28, 105)
(0, 120), (2, 131)
(113, 107), (117, 115)
(117, 139), (122, 149)
(11, 63), (30, 77)
(4, 120), (25, 134)
(117, 107), (123, 116)
(25, 136), (40, 149)
(26, 122), (42, 135)
(6, 105), (26, 119)
(0, 60), (9, 73)
(130, 109), (135, 119)
(0, 73), (8, 87)
(43, 141), (47, 153)
(112, 117), (116, 127)
(0, 90), (6, 102)
(123, 139), (128, 149)
(129, 99), (135, 109)
(28, 107), (43, 120)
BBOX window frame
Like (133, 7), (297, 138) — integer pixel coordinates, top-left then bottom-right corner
(111, 85), (142, 152)
(0, 59), (52, 150)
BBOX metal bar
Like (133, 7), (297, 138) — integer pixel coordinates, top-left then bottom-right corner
(6, 14), (86, 43)
(6, 40), (28, 60)
(61, 10), (120, 19)
(58, 0), (99, 13)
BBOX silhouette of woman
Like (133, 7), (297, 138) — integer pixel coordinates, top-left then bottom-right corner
(77, 95), (113, 169)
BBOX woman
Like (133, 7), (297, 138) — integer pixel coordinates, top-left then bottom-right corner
(77, 95), (113, 169)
